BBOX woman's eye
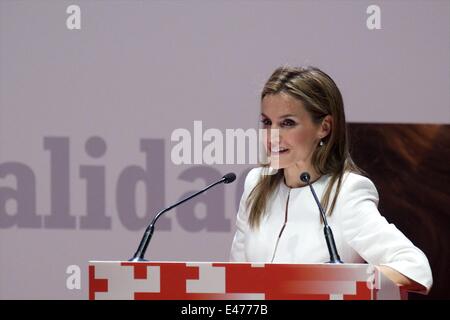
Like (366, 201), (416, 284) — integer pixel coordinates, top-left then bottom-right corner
(261, 119), (271, 126)
(281, 119), (296, 127)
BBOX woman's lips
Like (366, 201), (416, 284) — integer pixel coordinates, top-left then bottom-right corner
(270, 147), (289, 155)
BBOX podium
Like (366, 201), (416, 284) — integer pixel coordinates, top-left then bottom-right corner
(89, 261), (406, 300)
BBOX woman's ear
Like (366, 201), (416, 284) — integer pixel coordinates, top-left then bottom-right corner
(320, 115), (332, 139)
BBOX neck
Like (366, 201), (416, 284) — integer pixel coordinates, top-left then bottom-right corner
(283, 164), (321, 188)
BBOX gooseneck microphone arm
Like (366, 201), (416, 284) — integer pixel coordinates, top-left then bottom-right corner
(129, 173), (236, 262)
(300, 172), (343, 264)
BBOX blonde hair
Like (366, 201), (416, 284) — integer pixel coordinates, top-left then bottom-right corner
(247, 66), (362, 228)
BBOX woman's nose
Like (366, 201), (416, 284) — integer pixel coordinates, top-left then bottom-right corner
(269, 128), (281, 145)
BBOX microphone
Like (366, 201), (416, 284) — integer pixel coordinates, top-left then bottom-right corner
(300, 172), (343, 264)
(129, 172), (236, 261)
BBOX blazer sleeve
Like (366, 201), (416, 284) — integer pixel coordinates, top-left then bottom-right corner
(336, 174), (433, 293)
(229, 168), (260, 262)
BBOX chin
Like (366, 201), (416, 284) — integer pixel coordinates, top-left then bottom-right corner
(267, 152), (296, 170)
(268, 158), (290, 170)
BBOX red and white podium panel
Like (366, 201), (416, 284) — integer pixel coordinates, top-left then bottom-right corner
(89, 261), (406, 300)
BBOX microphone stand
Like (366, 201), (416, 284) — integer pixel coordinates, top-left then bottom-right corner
(129, 177), (229, 262)
(301, 172), (343, 264)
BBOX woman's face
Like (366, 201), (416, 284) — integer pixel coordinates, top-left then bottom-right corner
(261, 93), (328, 170)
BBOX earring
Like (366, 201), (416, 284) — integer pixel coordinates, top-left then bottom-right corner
(319, 140), (324, 147)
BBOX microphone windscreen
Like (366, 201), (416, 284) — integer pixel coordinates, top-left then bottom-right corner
(223, 172), (236, 184)
(300, 172), (311, 183)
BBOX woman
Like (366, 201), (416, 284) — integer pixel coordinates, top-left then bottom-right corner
(230, 66), (433, 293)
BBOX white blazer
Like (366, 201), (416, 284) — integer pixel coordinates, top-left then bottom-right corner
(230, 167), (433, 293)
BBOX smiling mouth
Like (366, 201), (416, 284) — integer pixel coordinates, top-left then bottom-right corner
(270, 147), (289, 155)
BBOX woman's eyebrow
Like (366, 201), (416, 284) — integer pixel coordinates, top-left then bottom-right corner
(261, 113), (297, 119)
